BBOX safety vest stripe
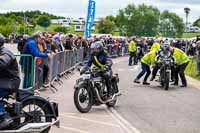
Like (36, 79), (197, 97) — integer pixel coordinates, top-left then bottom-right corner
(94, 56), (105, 69)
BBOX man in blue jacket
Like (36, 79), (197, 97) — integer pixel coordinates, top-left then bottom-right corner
(20, 32), (51, 88)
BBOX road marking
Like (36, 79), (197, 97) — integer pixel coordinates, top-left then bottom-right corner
(116, 65), (140, 72)
(118, 68), (126, 72)
(60, 114), (120, 128)
(61, 126), (90, 133)
(60, 112), (110, 117)
(107, 108), (141, 133)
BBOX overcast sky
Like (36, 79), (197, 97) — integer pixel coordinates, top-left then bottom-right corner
(0, 0), (199, 23)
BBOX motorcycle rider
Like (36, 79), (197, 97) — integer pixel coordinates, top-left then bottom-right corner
(150, 43), (175, 81)
(171, 47), (189, 87)
(134, 50), (156, 85)
(80, 41), (115, 98)
(0, 36), (20, 129)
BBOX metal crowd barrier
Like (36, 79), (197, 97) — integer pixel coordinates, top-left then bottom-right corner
(105, 44), (129, 57)
(32, 49), (84, 92)
(15, 54), (35, 90)
(17, 47), (127, 91)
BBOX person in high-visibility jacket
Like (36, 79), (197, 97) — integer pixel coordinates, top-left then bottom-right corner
(150, 40), (161, 51)
(134, 51), (156, 85)
(171, 47), (189, 87)
(128, 38), (137, 66)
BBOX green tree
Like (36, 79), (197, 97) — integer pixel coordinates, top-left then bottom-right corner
(36, 15), (51, 28)
(115, 3), (160, 36)
(0, 24), (14, 36)
(160, 10), (184, 37)
(97, 18), (115, 34)
(194, 18), (200, 28)
(54, 26), (67, 33)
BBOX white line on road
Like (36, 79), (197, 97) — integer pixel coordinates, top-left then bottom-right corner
(60, 114), (120, 128)
(108, 59), (141, 133)
(107, 108), (141, 133)
(61, 126), (91, 133)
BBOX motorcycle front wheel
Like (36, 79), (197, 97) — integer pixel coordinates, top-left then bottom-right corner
(164, 72), (169, 91)
(74, 85), (93, 113)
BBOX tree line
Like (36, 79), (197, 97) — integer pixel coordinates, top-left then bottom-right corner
(0, 10), (65, 36)
(97, 3), (188, 38)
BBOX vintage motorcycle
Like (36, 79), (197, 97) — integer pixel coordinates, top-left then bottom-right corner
(0, 88), (59, 132)
(74, 67), (121, 113)
(156, 51), (176, 90)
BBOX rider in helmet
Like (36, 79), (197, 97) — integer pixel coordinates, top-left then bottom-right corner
(0, 35), (20, 129)
(80, 41), (115, 98)
(150, 43), (174, 81)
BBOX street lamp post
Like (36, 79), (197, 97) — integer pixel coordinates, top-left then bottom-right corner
(184, 7), (191, 28)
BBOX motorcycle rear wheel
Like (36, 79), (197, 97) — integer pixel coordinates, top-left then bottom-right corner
(106, 82), (118, 107)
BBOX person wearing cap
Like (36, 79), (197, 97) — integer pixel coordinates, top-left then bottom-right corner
(0, 35), (20, 129)
(171, 47), (189, 87)
(80, 41), (116, 98)
(22, 32), (51, 58)
(20, 32), (51, 88)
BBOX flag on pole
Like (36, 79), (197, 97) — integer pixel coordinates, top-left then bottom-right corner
(85, 0), (96, 38)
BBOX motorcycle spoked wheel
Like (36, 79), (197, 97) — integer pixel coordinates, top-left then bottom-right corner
(74, 85), (93, 113)
(164, 72), (169, 91)
(19, 99), (52, 127)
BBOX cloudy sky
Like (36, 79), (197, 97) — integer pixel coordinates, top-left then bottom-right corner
(0, 0), (199, 23)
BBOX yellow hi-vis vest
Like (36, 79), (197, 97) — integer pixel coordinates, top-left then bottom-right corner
(128, 41), (136, 52)
(150, 42), (161, 52)
(141, 51), (156, 65)
(173, 48), (189, 65)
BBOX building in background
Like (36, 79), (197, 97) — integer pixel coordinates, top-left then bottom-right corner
(51, 18), (100, 32)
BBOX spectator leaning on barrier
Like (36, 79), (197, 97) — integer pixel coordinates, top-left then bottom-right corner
(20, 32), (52, 89)
(64, 34), (73, 50)
(60, 34), (66, 52)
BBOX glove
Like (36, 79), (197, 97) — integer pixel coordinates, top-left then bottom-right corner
(102, 66), (110, 73)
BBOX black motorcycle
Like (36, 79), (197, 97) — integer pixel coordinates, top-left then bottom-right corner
(157, 53), (175, 90)
(74, 67), (121, 113)
(0, 88), (59, 131)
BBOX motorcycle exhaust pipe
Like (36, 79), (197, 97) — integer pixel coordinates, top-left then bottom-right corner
(94, 87), (121, 104)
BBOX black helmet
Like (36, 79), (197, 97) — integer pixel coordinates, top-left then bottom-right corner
(0, 35), (5, 47)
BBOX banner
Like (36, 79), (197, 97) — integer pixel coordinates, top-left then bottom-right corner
(85, 0), (96, 38)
